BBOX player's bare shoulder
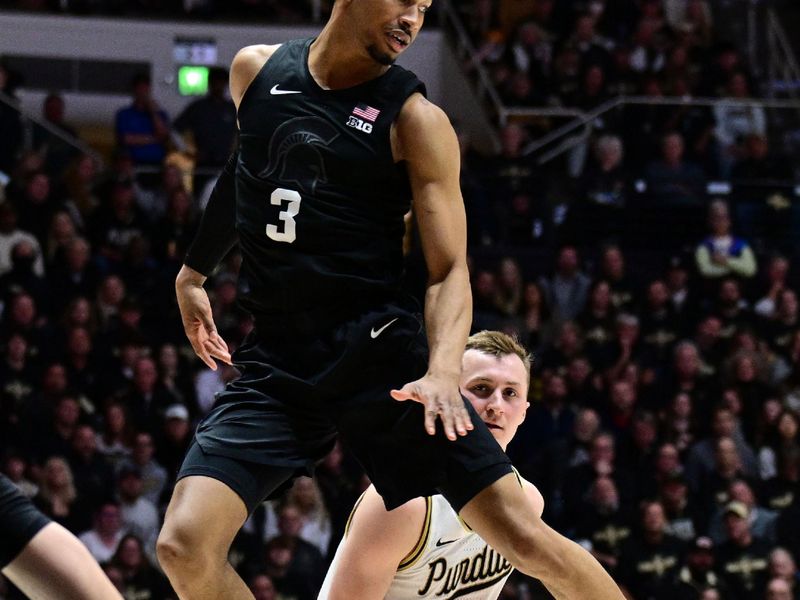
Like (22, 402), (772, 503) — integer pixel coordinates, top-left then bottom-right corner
(392, 94), (458, 168)
(230, 44), (282, 108)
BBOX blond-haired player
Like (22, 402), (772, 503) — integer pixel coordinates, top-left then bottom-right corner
(319, 331), (545, 599)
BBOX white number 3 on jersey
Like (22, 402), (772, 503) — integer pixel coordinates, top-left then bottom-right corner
(266, 188), (302, 243)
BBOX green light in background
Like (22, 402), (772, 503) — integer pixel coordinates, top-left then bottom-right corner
(178, 65), (209, 96)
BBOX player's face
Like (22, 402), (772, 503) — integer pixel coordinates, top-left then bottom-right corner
(352, 0), (433, 66)
(460, 350), (529, 451)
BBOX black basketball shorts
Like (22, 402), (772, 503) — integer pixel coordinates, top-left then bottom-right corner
(178, 302), (512, 513)
(0, 475), (50, 569)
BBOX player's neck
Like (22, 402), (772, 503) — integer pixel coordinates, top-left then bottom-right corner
(310, 28), (390, 90)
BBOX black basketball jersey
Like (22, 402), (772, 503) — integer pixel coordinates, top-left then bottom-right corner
(234, 38), (426, 318)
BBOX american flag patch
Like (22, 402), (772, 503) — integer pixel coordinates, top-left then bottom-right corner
(352, 103), (381, 122)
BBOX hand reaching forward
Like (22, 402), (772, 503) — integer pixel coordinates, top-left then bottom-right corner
(391, 374), (474, 441)
(176, 269), (232, 370)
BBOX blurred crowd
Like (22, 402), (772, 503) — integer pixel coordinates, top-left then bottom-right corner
(0, 1), (799, 600)
(0, 0), (334, 22)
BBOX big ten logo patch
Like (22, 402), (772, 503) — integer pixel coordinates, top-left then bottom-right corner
(347, 115), (373, 134)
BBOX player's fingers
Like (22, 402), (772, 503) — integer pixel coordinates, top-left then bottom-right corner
(456, 403), (472, 436)
(438, 399), (457, 441)
(208, 333), (232, 364)
(424, 408), (437, 436)
(204, 339), (231, 365)
(192, 339), (217, 370)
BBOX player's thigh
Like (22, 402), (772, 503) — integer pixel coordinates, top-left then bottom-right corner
(3, 522), (123, 600)
(160, 475), (250, 555)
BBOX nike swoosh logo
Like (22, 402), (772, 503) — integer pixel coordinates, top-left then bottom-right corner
(370, 318), (399, 339)
(435, 538), (458, 547)
(270, 84), (302, 95)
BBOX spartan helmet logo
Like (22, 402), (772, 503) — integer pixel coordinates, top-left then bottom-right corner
(260, 117), (340, 194)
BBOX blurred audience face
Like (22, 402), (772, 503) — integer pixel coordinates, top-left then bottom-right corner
(250, 574), (277, 600)
(72, 424), (97, 460)
(715, 437), (740, 471)
(769, 548), (796, 582)
(557, 246), (579, 276)
(134, 357), (158, 393)
(766, 578), (793, 600)
(132, 433), (155, 465)
(642, 502), (666, 535)
(591, 476), (619, 512)
(96, 503), (122, 536)
(662, 133), (685, 166)
(574, 408), (600, 442)
(117, 535), (144, 570)
(277, 504), (304, 538)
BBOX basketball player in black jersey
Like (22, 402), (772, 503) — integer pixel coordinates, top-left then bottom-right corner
(157, 1), (624, 599)
(0, 475), (123, 600)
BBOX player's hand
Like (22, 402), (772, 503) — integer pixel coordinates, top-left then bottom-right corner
(390, 374), (474, 441)
(176, 271), (232, 370)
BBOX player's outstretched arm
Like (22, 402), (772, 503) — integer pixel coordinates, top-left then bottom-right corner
(3, 522), (124, 600)
(390, 94), (474, 442)
(320, 486), (426, 600)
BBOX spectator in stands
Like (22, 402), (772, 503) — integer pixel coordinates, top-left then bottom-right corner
(575, 134), (628, 242)
(119, 431), (167, 507)
(264, 477), (331, 558)
(766, 577), (794, 600)
(695, 199), (757, 281)
(758, 410), (799, 481)
(732, 135), (795, 249)
(32, 455), (88, 534)
(768, 547), (798, 594)
(174, 67), (236, 188)
(717, 501), (771, 599)
(116, 465), (159, 554)
(574, 476), (632, 577)
(32, 93), (80, 179)
(89, 180), (148, 268)
(493, 256), (524, 316)
(61, 153), (100, 228)
(79, 501), (126, 564)
(644, 131), (706, 206)
(618, 500), (685, 600)
(96, 400), (134, 467)
(0, 201), (45, 279)
(261, 503), (325, 600)
(519, 280), (551, 351)
(14, 170), (59, 247)
(538, 245), (591, 323)
(673, 536), (728, 599)
(49, 236), (97, 314)
(578, 279), (616, 362)
(685, 406), (758, 491)
(708, 479), (778, 545)
(754, 254), (792, 319)
(563, 432), (636, 523)
(110, 533), (172, 599)
(714, 73), (766, 177)
(115, 72), (170, 170)
(249, 573), (278, 600)
(155, 403), (192, 481)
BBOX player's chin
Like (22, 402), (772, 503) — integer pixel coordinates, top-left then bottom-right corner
(367, 43), (398, 66)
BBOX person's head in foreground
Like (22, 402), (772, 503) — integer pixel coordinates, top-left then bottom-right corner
(461, 330), (531, 451)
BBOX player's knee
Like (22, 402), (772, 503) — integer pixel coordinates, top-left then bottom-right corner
(156, 519), (202, 574)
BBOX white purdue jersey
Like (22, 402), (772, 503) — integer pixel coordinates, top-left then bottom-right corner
(319, 494), (514, 600)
